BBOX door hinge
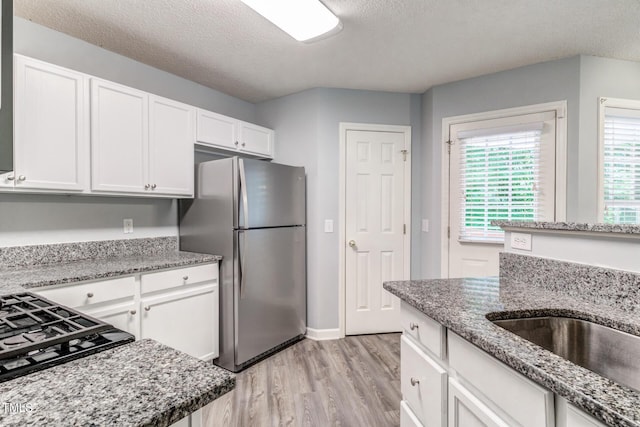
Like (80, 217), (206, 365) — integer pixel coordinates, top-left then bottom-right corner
(447, 226), (450, 238)
(403, 224), (407, 235)
(401, 149), (408, 161)
(445, 140), (453, 154)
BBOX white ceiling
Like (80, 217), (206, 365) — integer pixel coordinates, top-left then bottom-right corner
(14, 0), (640, 103)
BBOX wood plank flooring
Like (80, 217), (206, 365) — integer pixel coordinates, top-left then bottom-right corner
(203, 333), (401, 427)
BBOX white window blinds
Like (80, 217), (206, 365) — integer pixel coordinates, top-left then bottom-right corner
(602, 108), (640, 224)
(458, 126), (546, 242)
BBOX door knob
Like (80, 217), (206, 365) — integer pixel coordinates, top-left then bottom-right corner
(348, 240), (356, 248)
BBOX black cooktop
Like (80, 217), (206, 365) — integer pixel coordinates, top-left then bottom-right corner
(0, 292), (135, 382)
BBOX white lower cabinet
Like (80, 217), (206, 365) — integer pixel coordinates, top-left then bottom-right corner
(401, 335), (447, 427)
(32, 262), (219, 361)
(140, 284), (218, 360)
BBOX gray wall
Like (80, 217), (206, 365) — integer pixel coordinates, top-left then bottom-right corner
(256, 88), (422, 330)
(420, 56), (581, 279)
(577, 56), (640, 222)
(0, 19), (259, 248)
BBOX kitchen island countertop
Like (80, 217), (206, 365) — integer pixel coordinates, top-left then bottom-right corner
(384, 276), (640, 427)
(0, 339), (235, 427)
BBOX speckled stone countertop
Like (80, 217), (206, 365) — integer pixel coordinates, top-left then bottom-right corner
(0, 251), (221, 294)
(384, 276), (640, 427)
(0, 339), (235, 427)
(492, 220), (640, 235)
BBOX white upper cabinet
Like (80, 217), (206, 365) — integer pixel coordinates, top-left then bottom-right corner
(239, 121), (274, 157)
(91, 80), (195, 197)
(148, 95), (195, 197)
(91, 78), (148, 194)
(196, 108), (274, 158)
(12, 55), (89, 191)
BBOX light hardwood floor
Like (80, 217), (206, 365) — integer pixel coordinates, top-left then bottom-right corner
(204, 333), (401, 427)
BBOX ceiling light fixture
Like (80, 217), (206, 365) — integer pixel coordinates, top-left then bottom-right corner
(240, 0), (342, 43)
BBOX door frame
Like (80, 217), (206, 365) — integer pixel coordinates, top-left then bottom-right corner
(338, 122), (412, 338)
(440, 101), (568, 278)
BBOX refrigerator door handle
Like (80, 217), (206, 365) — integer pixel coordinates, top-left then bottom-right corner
(239, 230), (247, 299)
(238, 158), (249, 229)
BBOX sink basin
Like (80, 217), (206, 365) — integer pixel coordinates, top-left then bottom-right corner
(492, 316), (640, 392)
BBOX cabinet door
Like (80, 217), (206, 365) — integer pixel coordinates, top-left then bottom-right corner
(91, 79), (148, 193)
(448, 378), (510, 427)
(140, 285), (218, 360)
(82, 301), (138, 338)
(401, 335), (447, 427)
(14, 55), (88, 191)
(196, 109), (238, 150)
(238, 121), (273, 158)
(149, 95), (195, 196)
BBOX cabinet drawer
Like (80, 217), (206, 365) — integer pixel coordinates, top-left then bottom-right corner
(401, 301), (445, 359)
(141, 263), (217, 294)
(401, 335), (447, 427)
(401, 400), (423, 427)
(448, 332), (554, 427)
(34, 276), (135, 308)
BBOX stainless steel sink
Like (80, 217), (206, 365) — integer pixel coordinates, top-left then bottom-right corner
(492, 316), (640, 392)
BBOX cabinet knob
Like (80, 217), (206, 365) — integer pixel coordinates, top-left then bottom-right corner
(18, 175), (26, 182)
(144, 184), (150, 190)
(234, 141), (239, 146)
(183, 275), (189, 281)
(6, 175), (15, 181)
(242, 142), (246, 147)
(410, 378), (420, 387)
(130, 309), (137, 315)
(87, 292), (94, 298)
(144, 306), (151, 311)
(151, 184), (157, 190)
(409, 322), (419, 331)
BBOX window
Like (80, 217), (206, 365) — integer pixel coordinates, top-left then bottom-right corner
(459, 126), (543, 242)
(599, 98), (640, 224)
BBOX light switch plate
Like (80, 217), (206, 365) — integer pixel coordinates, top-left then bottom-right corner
(324, 219), (334, 233)
(510, 232), (532, 251)
(123, 218), (134, 234)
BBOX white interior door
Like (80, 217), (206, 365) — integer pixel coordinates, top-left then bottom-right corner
(447, 111), (557, 278)
(345, 128), (409, 335)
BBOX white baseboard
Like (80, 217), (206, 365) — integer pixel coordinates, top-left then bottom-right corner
(305, 327), (341, 341)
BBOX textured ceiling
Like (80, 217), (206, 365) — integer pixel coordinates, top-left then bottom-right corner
(14, 0), (640, 103)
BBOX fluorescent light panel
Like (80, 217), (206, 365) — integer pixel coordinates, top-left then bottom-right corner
(241, 0), (341, 42)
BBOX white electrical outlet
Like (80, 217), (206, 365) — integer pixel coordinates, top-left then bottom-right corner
(123, 219), (134, 234)
(324, 219), (334, 233)
(510, 232), (532, 251)
(422, 219), (429, 232)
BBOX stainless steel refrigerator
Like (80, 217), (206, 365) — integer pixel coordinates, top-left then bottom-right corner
(179, 157), (306, 372)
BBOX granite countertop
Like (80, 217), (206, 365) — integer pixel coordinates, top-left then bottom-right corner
(492, 220), (640, 235)
(0, 251), (221, 294)
(384, 276), (640, 427)
(0, 339), (235, 427)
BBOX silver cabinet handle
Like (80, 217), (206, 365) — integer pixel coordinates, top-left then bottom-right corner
(144, 184), (150, 190)
(409, 322), (419, 331)
(18, 175), (26, 181)
(183, 275), (189, 281)
(410, 378), (420, 387)
(130, 309), (136, 315)
(87, 292), (94, 298)
(144, 306), (151, 311)
(348, 240), (356, 247)
(151, 184), (157, 189)
(6, 175), (15, 181)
